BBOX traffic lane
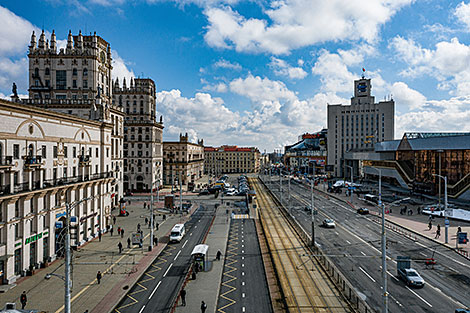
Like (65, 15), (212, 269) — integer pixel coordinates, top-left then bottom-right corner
(239, 219), (272, 313)
(143, 206), (216, 313)
(284, 187), (462, 312)
(116, 206), (214, 313)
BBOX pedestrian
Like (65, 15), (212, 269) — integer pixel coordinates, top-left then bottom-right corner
(117, 226), (121, 234)
(155, 222), (159, 231)
(216, 250), (222, 261)
(110, 226), (114, 236)
(153, 236), (158, 246)
(145, 217), (149, 225)
(121, 228), (124, 238)
(84, 310), (89, 313)
(98, 230), (102, 242)
(417, 207), (421, 214)
(144, 202), (147, 209)
(180, 288), (186, 306)
(428, 220), (432, 230)
(137, 223), (141, 231)
(113, 216), (116, 224)
(96, 271), (102, 284)
(436, 227), (441, 239)
(20, 291), (27, 309)
(201, 300), (207, 313)
(139, 238), (143, 248)
(458, 226), (462, 234)
(127, 237), (131, 248)
(118, 242), (123, 254)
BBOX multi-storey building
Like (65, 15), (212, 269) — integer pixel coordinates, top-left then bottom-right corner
(204, 145), (261, 175)
(327, 77), (394, 177)
(113, 78), (164, 192)
(284, 129), (327, 174)
(24, 30), (124, 206)
(0, 99), (114, 284)
(163, 134), (204, 188)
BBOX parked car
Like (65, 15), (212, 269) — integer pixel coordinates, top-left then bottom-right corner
(357, 207), (369, 215)
(322, 219), (336, 228)
(198, 190), (209, 196)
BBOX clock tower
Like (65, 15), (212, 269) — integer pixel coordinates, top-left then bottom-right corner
(352, 78), (374, 105)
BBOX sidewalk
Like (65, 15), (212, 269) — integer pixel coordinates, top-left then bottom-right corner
(0, 199), (193, 313)
(173, 203), (231, 313)
(316, 184), (470, 258)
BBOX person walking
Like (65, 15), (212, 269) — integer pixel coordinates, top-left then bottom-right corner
(153, 236), (158, 246)
(98, 230), (102, 242)
(110, 226), (114, 236)
(144, 202), (147, 209)
(117, 227), (121, 235)
(121, 228), (124, 238)
(145, 217), (148, 225)
(180, 288), (186, 306)
(96, 271), (102, 284)
(118, 242), (123, 254)
(20, 291), (27, 309)
(216, 250), (222, 261)
(113, 216), (116, 224)
(137, 223), (141, 231)
(458, 226), (462, 234)
(428, 220), (432, 230)
(200, 300), (207, 313)
(127, 237), (131, 248)
(155, 222), (159, 231)
(436, 224), (441, 239)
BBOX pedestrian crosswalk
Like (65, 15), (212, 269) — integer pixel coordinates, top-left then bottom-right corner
(232, 214), (249, 219)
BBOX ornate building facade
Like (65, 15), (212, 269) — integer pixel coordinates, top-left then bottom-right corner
(113, 78), (164, 192)
(0, 99), (114, 284)
(204, 145), (261, 175)
(24, 30), (124, 206)
(163, 134), (204, 188)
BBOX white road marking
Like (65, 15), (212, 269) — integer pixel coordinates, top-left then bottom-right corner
(174, 250), (181, 261)
(149, 281), (162, 299)
(163, 263), (173, 277)
(360, 251), (366, 256)
(242, 263), (244, 267)
(195, 225), (198, 228)
(242, 272), (245, 276)
(242, 281), (245, 286)
(138, 305), (146, 313)
(346, 240), (351, 244)
(190, 233), (193, 236)
(387, 271), (399, 281)
(419, 252), (427, 257)
(242, 292), (245, 298)
(242, 244), (244, 248)
(242, 307), (246, 312)
(359, 266), (376, 283)
(242, 239), (244, 243)
(406, 286), (433, 307)
(182, 240), (188, 248)
(241, 256), (245, 260)
(335, 231), (339, 236)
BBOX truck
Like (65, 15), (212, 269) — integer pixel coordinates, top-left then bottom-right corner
(397, 256), (425, 288)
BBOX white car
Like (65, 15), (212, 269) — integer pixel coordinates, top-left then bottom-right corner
(322, 219), (336, 228)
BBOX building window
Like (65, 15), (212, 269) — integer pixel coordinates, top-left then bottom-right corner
(45, 68), (50, 76)
(35, 80), (39, 87)
(56, 70), (67, 89)
(63, 168), (67, 178)
(72, 68), (77, 76)
(53, 146), (58, 158)
(42, 145), (47, 158)
(83, 80), (88, 88)
(64, 146), (68, 158)
(13, 144), (19, 159)
(34, 68), (39, 77)
(83, 68), (88, 76)
(73, 80), (77, 88)
(45, 80), (50, 87)
(73, 147), (76, 158)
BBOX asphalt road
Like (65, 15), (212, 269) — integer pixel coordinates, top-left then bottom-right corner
(216, 218), (273, 313)
(114, 204), (216, 313)
(262, 175), (470, 313)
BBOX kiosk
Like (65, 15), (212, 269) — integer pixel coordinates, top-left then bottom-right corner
(191, 244), (209, 272)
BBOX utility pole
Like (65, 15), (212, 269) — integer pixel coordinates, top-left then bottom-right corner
(64, 203), (71, 313)
(346, 165), (353, 204)
(280, 170), (283, 205)
(288, 173), (291, 214)
(179, 170), (183, 214)
(311, 175), (315, 246)
(433, 173), (449, 243)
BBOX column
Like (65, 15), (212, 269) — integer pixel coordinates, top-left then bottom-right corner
(39, 169), (44, 188)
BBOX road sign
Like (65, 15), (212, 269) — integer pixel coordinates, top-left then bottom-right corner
(458, 232), (468, 244)
(132, 232), (142, 245)
(445, 219), (450, 226)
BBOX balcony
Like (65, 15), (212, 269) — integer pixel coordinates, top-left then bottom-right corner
(79, 155), (91, 166)
(23, 155), (43, 168)
(0, 156), (13, 168)
(0, 172), (113, 197)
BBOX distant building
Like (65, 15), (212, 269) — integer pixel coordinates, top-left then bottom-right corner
(362, 132), (470, 200)
(0, 98), (114, 284)
(113, 78), (164, 192)
(204, 145), (261, 175)
(163, 134), (204, 188)
(284, 129), (327, 175)
(327, 77), (394, 177)
(24, 30), (124, 206)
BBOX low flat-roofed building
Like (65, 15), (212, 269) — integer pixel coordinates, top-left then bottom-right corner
(204, 145), (260, 175)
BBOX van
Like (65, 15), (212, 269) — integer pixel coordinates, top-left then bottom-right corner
(170, 224), (185, 243)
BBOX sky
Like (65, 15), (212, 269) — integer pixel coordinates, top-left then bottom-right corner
(2, 0), (470, 152)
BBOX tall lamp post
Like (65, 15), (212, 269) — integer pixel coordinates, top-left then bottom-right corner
(345, 165), (354, 204)
(371, 167), (388, 313)
(433, 173), (449, 243)
(311, 167), (315, 246)
(149, 176), (160, 250)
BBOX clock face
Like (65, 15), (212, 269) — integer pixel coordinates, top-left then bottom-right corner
(357, 83), (367, 92)
(100, 51), (106, 63)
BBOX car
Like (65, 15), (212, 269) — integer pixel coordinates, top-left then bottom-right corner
(357, 207), (369, 215)
(198, 190), (209, 196)
(304, 206), (311, 212)
(125, 191), (134, 196)
(322, 219), (335, 228)
(226, 191), (237, 196)
(455, 309), (470, 313)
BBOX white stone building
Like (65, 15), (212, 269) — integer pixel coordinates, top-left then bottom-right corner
(0, 99), (114, 284)
(327, 77), (395, 177)
(113, 78), (164, 192)
(24, 30), (124, 206)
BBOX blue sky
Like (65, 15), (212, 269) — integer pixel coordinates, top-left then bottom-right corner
(2, 0), (470, 151)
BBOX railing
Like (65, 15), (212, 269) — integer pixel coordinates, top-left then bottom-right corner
(0, 172), (113, 197)
(78, 155), (90, 164)
(23, 155), (42, 166)
(0, 156), (13, 166)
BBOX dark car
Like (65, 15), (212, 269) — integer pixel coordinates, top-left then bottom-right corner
(125, 191), (134, 196)
(198, 190), (209, 196)
(357, 207), (369, 215)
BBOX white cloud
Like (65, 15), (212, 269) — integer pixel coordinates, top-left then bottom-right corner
(204, 0), (413, 54)
(390, 82), (426, 112)
(111, 50), (135, 84)
(390, 36), (470, 95)
(0, 6), (38, 56)
(213, 58), (242, 71)
(455, 1), (470, 28)
(269, 57), (307, 80)
(201, 81), (228, 93)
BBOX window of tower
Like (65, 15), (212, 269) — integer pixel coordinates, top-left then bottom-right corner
(83, 68), (88, 76)
(72, 68), (77, 76)
(45, 68), (50, 76)
(34, 68), (39, 77)
(56, 70), (66, 89)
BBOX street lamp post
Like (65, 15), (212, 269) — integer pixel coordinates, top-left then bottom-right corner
(311, 172), (315, 246)
(280, 169), (283, 205)
(371, 167), (388, 313)
(346, 165), (354, 204)
(433, 174), (449, 243)
(288, 172), (291, 214)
